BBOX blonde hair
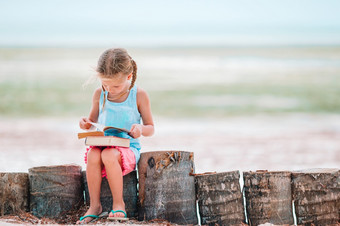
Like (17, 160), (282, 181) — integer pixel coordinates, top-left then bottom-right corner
(96, 48), (137, 90)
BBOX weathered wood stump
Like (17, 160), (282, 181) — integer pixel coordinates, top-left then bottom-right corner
(29, 164), (83, 218)
(138, 151), (197, 225)
(0, 173), (29, 215)
(243, 171), (294, 226)
(195, 171), (245, 226)
(292, 168), (340, 226)
(82, 170), (138, 218)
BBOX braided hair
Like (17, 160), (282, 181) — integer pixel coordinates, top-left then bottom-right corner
(96, 48), (137, 91)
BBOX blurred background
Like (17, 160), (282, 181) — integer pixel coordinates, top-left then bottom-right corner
(0, 0), (339, 173)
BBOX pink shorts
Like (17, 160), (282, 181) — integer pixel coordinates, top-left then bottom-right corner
(84, 146), (136, 177)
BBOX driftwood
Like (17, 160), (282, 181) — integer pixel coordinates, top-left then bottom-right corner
(195, 171), (245, 226)
(0, 173), (29, 215)
(82, 170), (138, 218)
(1, 159), (339, 225)
(138, 151), (197, 225)
(292, 168), (340, 226)
(243, 171), (294, 226)
(28, 164), (83, 219)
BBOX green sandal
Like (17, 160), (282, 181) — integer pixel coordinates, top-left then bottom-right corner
(78, 212), (108, 224)
(107, 210), (129, 221)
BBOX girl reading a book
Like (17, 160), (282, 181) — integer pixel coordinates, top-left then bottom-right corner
(77, 48), (154, 224)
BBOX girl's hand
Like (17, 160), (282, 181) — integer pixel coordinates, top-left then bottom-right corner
(129, 124), (143, 139)
(79, 117), (92, 130)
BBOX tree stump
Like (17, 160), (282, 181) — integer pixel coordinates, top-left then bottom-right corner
(0, 173), (29, 215)
(195, 171), (245, 226)
(29, 164), (83, 218)
(138, 151), (197, 225)
(292, 168), (340, 226)
(82, 170), (138, 218)
(243, 171), (294, 226)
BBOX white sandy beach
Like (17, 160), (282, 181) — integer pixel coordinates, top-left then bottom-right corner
(1, 114), (339, 174)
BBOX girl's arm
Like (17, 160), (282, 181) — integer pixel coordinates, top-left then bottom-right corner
(79, 88), (101, 130)
(130, 88), (155, 138)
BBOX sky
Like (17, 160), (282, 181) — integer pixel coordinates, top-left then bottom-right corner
(1, 0), (340, 47)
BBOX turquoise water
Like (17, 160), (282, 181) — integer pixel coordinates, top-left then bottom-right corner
(1, 0), (340, 47)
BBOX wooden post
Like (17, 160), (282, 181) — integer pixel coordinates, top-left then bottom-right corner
(195, 171), (245, 225)
(82, 170), (138, 218)
(29, 164), (83, 219)
(292, 168), (340, 225)
(243, 171), (294, 226)
(138, 151), (197, 225)
(0, 173), (29, 215)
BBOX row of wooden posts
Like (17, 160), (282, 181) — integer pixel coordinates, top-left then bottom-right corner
(0, 151), (339, 225)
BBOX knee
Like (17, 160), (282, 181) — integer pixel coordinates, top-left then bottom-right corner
(87, 147), (102, 165)
(101, 148), (121, 165)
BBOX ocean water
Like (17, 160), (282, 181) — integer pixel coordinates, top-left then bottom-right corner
(1, 0), (340, 47)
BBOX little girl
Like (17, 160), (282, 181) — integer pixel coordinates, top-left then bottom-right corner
(77, 48), (154, 224)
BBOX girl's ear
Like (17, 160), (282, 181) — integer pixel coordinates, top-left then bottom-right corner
(127, 73), (133, 80)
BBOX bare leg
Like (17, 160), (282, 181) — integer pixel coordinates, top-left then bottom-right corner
(101, 148), (126, 218)
(77, 147), (103, 224)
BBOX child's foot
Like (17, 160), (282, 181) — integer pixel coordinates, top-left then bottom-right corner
(108, 203), (128, 220)
(76, 205), (103, 224)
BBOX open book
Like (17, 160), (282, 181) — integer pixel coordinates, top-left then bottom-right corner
(91, 122), (130, 135)
(77, 122), (130, 147)
(78, 123), (130, 139)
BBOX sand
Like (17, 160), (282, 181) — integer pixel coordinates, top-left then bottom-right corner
(1, 114), (339, 174)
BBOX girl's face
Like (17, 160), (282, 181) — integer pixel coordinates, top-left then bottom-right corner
(100, 73), (132, 95)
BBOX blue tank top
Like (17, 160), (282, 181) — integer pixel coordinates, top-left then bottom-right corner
(98, 85), (141, 163)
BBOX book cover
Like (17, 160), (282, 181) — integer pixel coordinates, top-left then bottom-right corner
(78, 131), (104, 139)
